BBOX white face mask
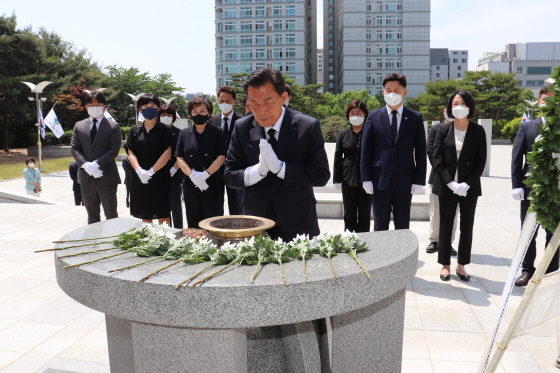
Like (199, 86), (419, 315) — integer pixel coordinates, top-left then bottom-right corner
(28, 163), (35, 168)
(219, 103), (233, 114)
(539, 102), (547, 108)
(349, 116), (364, 126)
(444, 113), (453, 122)
(160, 116), (173, 126)
(451, 105), (469, 119)
(87, 106), (104, 119)
(384, 92), (402, 107)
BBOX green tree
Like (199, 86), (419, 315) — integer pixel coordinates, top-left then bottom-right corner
(320, 116), (347, 142)
(405, 79), (460, 121)
(501, 117), (522, 142)
(315, 89), (381, 121)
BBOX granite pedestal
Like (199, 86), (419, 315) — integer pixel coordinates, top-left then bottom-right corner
(54, 218), (418, 373)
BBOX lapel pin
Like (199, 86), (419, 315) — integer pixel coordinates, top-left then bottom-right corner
(405, 117), (408, 120)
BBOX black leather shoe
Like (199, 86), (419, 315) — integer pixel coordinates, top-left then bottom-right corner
(450, 246), (457, 256)
(426, 241), (438, 253)
(456, 267), (470, 282)
(555, 358), (560, 368)
(515, 272), (530, 287)
(440, 269), (450, 281)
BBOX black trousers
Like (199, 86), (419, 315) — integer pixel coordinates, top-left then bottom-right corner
(183, 179), (224, 229)
(372, 186), (412, 231)
(226, 185), (241, 215)
(81, 181), (118, 225)
(438, 193), (477, 266)
(341, 183), (373, 233)
(170, 173), (184, 229)
(520, 199), (559, 275)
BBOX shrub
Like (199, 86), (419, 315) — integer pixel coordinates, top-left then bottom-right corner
(501, 117), (522, 142)
(120, 126), (131, 140)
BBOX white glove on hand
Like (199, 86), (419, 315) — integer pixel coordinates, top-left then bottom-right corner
(411, 184), (423, 195)
(333, 183), (342, 191)
(362, 181), (374, 194)
(147, 168), (155, 177)
(190, 170), (210, 189)
(91, 168), (103, 179)
(170, 167), (177, 177)
(260, 141), (283, 174)
(455, 182), (470, 197)
(512, 188), (524, 201)
(447, 181), (460, 193)
(136, 168), (152, 184)
(83, 161), (100, 176)
(197, 180), (209, 191)
(258, 153), (269, 176)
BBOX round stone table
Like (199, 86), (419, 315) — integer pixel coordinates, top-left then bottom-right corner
(55, 218), (418, 373)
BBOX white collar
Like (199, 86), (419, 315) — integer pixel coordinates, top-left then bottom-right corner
(222, 112), (234, 120)
(90, 116), (102, 124)
(386, 104), (404, 116)
(270, 106), (286, 133)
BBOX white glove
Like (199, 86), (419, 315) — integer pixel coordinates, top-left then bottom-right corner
(512, 188), (524, 201)
(333, 183), (342, 191)
(83, 161), (100, 176)
(455, 182), (470, 197)
(91, 168), (103, 179)
(136, 168), (152, 184)
(447, 181), (460, 193)
(258, 153), (269, 176)
(411, 184), (423, 195)
(190, 170), (210, 189)
(147, 167), (155, 177)
(362, 181), (374, 194)
(260, 141), (283, 174)
(197, 180), (209, 191)
(170, 167), (177, 177)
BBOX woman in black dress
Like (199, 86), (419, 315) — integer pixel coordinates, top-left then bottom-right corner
(126, 93), (173, 225)
(175, 96), (227, 228)
(333, 100), (373, 232)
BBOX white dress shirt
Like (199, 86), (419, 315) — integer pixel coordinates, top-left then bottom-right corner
(221, 112), (234, 132)
(89, 116), (102, 131)
(385, 104), (404, 135)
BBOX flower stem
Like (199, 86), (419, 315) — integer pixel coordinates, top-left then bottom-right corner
(63, 251), (128, 269)
(191, 257), (241, 287)
(52, 235), (120, 243)
(35, 240), (113, 253)
(349, 252), (370, 279)
(250, 260), (262, 284)
(328, 255), (338, 278)
(175, 263), (214, 289)
(278, 260), (290, 285)
(58, 247), (118, 259)
(108, 256), (163, 273)
(302, 256), (310, 282)
(137, 258), (183, 282)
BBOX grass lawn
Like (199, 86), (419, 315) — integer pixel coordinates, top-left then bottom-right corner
(0, 151), (126, 181)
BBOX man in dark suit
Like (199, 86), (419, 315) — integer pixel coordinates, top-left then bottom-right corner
(511, 85), (558, 286)
(71, 91), (122, 224)
(361, 73), (427, 231)
(224, 69), (330, 241)
(426, 108), (458, 255)
(209, 86), (242, 215)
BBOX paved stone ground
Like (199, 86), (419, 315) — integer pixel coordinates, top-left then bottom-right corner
(0, 144), (558, 372)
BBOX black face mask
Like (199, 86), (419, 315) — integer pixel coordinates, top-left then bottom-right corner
(191, 114), (209, 125)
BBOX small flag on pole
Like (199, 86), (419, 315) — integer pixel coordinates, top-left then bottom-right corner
(44, 107), (64, 138)
(104, 108), (115, 121)
(522, 113), (528, 123)
(39, 109), (46, 139)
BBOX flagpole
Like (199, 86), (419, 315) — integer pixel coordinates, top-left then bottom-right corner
(36, 91), (43, 171)
(485, 222), (560, 372)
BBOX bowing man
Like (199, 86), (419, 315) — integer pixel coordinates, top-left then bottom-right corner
(224, 69), (330, 242)
(361, 73), (427, 231)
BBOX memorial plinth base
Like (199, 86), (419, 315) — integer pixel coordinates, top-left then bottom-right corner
(54, 218), (418, 373)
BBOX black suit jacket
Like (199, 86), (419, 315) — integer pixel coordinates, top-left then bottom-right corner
(224, 108), (330, 241)
(360, 106), (427, 192)
(511, 118), (542, 196)
(432, 122), (487, 197)
(208, 112), (240, 148)
(333, 126), (362, 187)
(427, 121), (446, 185)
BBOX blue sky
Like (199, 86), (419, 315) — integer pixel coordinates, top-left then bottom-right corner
(2, 0), (559, 94)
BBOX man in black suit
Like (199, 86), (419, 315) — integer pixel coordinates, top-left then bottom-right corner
(511, 85), (558, 286)
(209, 86), (242, 215)
(361, 73), (427, 231)
(71, 91), (122, 224)
(224, 69), (330, 241)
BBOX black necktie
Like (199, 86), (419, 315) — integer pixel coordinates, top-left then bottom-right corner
(391, 110), (398, 142)
(268, 128), (278, 151)
(223, 117), (229, 143)
(91, 119), (97, 144)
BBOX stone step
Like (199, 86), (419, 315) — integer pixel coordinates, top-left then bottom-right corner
(315, 191), (430, 221)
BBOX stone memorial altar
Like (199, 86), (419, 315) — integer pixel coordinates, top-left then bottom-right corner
(54, 218), (418, 373)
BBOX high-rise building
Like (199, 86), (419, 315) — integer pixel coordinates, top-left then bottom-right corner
(317, 49), (324, 91)
(322, 0), (430, 98)
(477, 42), (560, 96)
(214, 0), (317, 89)
(430, 48), (468, 81)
